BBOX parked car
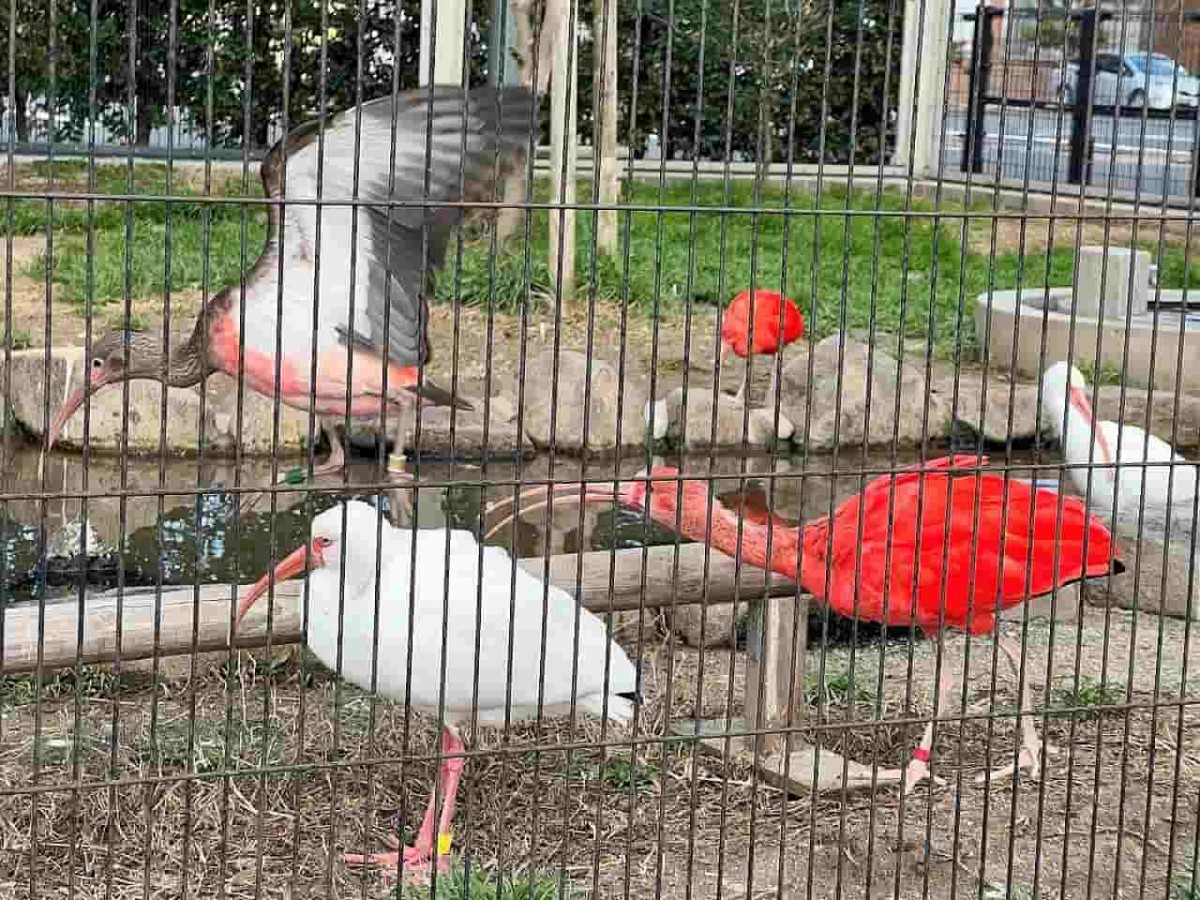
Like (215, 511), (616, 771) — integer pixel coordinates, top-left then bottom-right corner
(1054, 52), (1200, 110)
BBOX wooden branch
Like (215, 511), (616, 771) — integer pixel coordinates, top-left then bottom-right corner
(0, 543), (800, 675)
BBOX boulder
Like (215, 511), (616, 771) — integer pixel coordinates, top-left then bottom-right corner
(1082, 534), (1200, 620)
(409, 400), (526, 455)
(644, 386), (792, 449)
(937, 374), (1044, 446)
(669, 601), (747, 649)
(519, 350), (647, 451)
(768, 336), (952, 449)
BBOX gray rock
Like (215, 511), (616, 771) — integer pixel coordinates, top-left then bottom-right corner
(1082, 533), (1200, 620)
(201, 373), (313, 455)
(999, 583), (1080, 624)
(411, 402), (526, 455)
(939, 375), (1044, 445)
(669, 602), (746, 649)
(769, 336), (952, 449)
(645, 386), (790, 449)
(520, 350), (647, 451)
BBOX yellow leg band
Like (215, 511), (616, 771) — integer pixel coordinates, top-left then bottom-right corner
(436, 832), (453, 857)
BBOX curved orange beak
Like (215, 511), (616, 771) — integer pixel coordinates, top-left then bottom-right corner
(46, 368), (111, 451)
(236, 540), (325, 624)
(1068, 384), (1114, 466)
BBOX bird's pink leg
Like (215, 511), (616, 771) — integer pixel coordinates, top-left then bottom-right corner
(894, 669), (953, 793)
(344, 726), (464, 883)
(976, 635), (1057, 785)
(275, 420), (346, 483)
(432, 726), (466, 863)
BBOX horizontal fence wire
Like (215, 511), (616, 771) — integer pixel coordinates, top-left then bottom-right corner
(1, 0), (1199, 898)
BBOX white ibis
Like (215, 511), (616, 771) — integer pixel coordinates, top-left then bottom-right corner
(46, 86), (539, 482)
(236, 500), (638, 882)
(1041, 361), (1199, 534)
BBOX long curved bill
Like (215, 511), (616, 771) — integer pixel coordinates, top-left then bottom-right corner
(236, 541), (323, 624)
(1068, 385), (1115, 468)
(482, 481), (622, 542)
(45, 385), (90, 452)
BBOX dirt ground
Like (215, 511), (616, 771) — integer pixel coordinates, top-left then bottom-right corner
(0, 601), (1197, 900)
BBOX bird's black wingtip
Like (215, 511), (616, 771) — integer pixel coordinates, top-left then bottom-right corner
(1111, 557), (1127, 576)
(618, 690), (643, 706)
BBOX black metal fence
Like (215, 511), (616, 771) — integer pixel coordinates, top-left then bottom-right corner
(954, 3), (1200, 199)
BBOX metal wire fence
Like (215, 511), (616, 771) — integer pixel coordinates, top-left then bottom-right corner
(0, 0), (1198, 898)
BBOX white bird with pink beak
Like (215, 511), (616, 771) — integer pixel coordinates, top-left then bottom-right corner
(1041, 361), (1198, 533)
(236, 500), (638, 883)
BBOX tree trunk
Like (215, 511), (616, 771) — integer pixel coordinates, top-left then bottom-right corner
(496, 0), (538, 244)
(547, 0), (577, 304)
(593, 0), (618, 255)
(136, 104), (153, 147)
(14, 90), (28, 144)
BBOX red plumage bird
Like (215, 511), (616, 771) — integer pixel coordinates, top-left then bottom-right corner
(720, 288), (805, 402)
(489, 455), (1122, 791)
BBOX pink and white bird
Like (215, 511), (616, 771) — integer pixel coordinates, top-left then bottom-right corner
(236, 500), (638, 882)
(1041, 361), (1198, 535)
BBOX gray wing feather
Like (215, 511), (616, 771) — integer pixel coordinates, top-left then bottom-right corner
(265, 87), (538, 370)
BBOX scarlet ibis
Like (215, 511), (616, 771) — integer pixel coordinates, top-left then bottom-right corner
(486, 455), (1122, 791)
(236, 500), (638, 882)
(1042, 361), (1198, 534)
(46, 86), (538, 482)
(720, 288), (804, 402)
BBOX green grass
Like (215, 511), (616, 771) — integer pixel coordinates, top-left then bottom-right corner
(133, 712), (285, 772)
(1077, 358), (1126, 387)
(30, 214), (269, 307)
(805, 669), (875, 708)
(1171, 854), (1200, 900)
(1173, 863), (1200, 900)
(0, 665), (136, 707)
(16, 161), (1200, 354)
(1050, 676), (1125, 718)
(401, 862), (567, 900)
(589, 753), (657, 793)
(10, 159), (267, 308)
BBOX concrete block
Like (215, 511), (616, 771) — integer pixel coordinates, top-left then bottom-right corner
(1077, 246), (1150, 320)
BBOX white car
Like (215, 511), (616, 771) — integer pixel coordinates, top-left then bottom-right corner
(1056, 52), (1200, 110)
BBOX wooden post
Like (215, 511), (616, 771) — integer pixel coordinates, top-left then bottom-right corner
(593, 0), (618, 255)
(419, 0), (467, 86)
(744, 592), (807, 754)
(894, 0), (950, 175)
(547, 0), (578, 303)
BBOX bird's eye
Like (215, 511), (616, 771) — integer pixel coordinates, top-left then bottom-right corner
(92, 358), (102, 369)
(315, 537), (333, 548)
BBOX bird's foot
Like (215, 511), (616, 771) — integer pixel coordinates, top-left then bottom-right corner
(974, 740), (1058, 785)
(344, 841), (449, 886)
(899, 752), (947, 795)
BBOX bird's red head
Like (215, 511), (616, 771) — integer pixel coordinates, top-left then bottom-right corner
(720, 289), (805, 359)
(483, 466), (721, 544)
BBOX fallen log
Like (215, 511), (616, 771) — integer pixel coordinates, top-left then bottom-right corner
(0, 543), (801, 674)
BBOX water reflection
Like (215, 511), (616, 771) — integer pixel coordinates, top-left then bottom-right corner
(0, 441), (1049, 617)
